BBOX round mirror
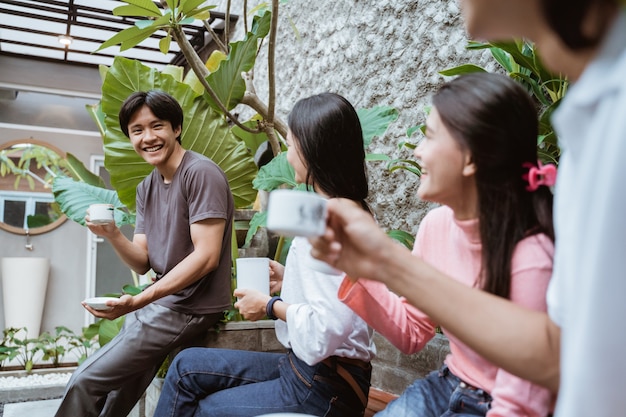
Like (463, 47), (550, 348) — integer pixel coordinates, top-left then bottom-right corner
(0, 138), (67, 235)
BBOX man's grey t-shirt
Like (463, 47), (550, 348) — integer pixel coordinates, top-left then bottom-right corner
(135, 151), (234, 315)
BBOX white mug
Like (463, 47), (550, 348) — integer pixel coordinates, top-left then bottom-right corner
(266, 190), (327, 237)
(236, 257), (270, 295)
(89, 203), (114, 224)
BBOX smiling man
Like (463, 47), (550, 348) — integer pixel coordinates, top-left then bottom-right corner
(54, 90), (234, 417)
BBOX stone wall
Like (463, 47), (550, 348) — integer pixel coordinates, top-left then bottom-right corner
(370, 332), (449, 395)
(214, 0), (496, 234)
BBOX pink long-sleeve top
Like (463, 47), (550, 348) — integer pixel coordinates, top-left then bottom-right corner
(338, 206), (554, 417)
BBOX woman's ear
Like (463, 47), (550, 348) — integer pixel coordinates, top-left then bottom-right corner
(462, 152), (476, 177)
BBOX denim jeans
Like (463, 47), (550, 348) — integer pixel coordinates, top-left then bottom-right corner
(153, 348), (371, 417)
(376, 365), (492, 417)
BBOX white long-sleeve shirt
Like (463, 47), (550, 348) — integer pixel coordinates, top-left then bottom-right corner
(274, 237), (375, 366)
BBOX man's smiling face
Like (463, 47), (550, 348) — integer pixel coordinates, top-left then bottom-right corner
(127, 104), (182, 169)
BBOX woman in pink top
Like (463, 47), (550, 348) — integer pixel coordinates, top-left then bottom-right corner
(339, 73), (555, 417)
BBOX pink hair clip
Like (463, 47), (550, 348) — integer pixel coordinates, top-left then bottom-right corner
(522, 161), (557, 191)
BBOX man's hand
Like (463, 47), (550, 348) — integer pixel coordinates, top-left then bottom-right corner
(81, 294), (135, 320)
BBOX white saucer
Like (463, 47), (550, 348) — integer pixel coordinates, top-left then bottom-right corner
(83, 297), (118, 310)
(90, 218), (114, 225)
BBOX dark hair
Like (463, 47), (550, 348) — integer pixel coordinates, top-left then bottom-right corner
(542, 0), (617, 49)
(432, 73), (554, 299)
(119, 90), (184, 144)
(287, 92), (370, 212)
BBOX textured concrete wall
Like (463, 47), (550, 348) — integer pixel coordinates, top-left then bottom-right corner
(215, 0), (495, 233)
(371, 332), (450, 395)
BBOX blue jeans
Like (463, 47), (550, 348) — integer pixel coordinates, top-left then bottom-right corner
(376, 365), (492, 417)
(153, 348), (371, 417)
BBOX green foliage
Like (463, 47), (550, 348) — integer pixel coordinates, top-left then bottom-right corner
(2, 327), (43, 372)
(52, 176), (135, 227)
(231, 117), (277, 158)
(205, 11), (271, 111)
(156, 355), (171, 378)
(0, 343), (19, 369)
(252, 153), (297, 192)
(0, 143), (69, 190)
(65, 326), (99, 365)
(244, 106), (400, 251)
(97, 0), (215, 54)
(0, 326), (100, 371)
(37, 326), (75, 367)
(97, 57), (258, 211)
(441, 40), (567, 165)
(64, 153), (107, 187)
(386, 229), (416, 250)
(357, 106), (399, 147)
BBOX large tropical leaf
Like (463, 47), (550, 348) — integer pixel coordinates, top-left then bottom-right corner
(252, 153), (296, 191)
(231, 118), (276, 158)
(100, 57), (258, 211)
(52, 176), (134, 226)
(357, 106), (399, 147)
(64, 153), (107, 187)
(205, 11), (272, 111)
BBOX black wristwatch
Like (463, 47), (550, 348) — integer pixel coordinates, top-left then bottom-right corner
(266, 296), (282, 320)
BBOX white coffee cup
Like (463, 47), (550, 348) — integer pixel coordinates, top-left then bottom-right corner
(266, 190), (327, 237)
(89, 203), (114, 224)
(236, 257), (270, 295)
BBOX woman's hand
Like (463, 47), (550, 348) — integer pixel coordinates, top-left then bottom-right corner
(269, 260), (284, 294)
(233, 289), (271, 321)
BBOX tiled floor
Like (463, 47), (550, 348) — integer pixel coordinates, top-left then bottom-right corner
(1, 399), (61, 417)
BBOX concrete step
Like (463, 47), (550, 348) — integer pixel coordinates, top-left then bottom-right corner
(2, 398), (61, 417)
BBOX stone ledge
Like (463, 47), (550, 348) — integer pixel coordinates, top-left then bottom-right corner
(0, 367), (75, 404)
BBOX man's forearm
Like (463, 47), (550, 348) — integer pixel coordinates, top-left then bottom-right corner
(132, 248), (218, 308)
(107, 231), (150, 274)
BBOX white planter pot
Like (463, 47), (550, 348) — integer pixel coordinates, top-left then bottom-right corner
(1, 257), (50, 338)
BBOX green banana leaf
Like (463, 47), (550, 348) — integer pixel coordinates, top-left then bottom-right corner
(99, 57), (258, 211)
